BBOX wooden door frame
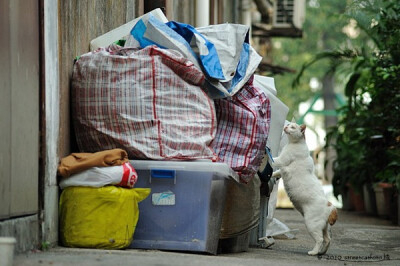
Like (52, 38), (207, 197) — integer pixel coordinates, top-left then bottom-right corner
(40, 0), (60, 246)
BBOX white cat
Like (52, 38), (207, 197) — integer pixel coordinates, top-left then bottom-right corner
(271, 122), (337, 255)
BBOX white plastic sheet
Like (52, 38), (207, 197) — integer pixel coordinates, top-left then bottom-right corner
(197, 24), (262, 98)
(90, 8), (167, 51)
(59, 162), (138, 189)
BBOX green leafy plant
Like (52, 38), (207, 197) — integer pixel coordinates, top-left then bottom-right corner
(41, 241), (50, 251)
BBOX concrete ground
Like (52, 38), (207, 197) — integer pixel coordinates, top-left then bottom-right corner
(14, 208), (400, 266)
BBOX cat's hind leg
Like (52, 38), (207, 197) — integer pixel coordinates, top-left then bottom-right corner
(305, 220), (325, 256)
(319, 223), (331, 255)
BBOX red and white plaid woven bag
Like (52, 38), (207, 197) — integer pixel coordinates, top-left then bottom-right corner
(72, 45), (217, 160)
(212, 77), (271, 183)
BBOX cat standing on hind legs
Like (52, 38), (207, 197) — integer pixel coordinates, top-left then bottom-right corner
(271, 122), (338, 255)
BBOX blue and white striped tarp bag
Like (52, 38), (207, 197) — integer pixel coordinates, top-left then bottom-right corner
(125, 13), (262, 99)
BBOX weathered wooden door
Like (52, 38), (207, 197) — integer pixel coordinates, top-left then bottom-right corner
(0, 0), (39, 219)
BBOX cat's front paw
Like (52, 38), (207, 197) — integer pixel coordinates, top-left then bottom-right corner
(271, 157), (283, 168)
(272, 170), (281, 179)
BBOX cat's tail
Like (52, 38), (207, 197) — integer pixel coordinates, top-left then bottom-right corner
(327, 201), (338, 226)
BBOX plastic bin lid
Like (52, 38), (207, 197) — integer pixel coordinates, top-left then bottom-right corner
(130, 160), (239, 183)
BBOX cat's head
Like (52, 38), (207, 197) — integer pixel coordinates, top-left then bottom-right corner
(284, 122), (306, 142)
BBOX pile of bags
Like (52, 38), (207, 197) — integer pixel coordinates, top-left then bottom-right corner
(71, 10), (272, 183)
(60, 8), (289, 251)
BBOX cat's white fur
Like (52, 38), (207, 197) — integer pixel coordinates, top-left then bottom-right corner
(271, 122), (337, 255)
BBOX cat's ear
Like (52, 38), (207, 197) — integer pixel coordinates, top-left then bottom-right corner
(300, 124), (306, 133)
(291, 117), (296, 123)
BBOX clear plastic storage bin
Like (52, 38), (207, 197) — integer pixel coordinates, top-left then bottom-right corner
(129, 160), (238, 254)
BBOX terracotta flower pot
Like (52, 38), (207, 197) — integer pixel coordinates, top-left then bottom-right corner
(382, 184), (398, 224)
(341, 187), (354, 211)
(398, 195), (400, 226)
(349, 187), (365, 212)
(392, 192), (398, 225)
(374, 183), (388, 217)
(373, 182), (397, 222)
(345, 183), (365, 212)
(363, 183), (377, 215)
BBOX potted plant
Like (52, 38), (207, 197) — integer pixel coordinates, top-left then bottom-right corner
(366, 57), (400, 222)
(373, 150), (400, 222)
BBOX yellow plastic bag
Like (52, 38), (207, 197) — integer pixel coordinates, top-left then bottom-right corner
(59, 186), (150, 249)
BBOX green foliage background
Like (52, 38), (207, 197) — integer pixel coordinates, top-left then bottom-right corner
(263, 0), (371, 119)
(267, 0), (400, 195)
(259, 0), (400, 196)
